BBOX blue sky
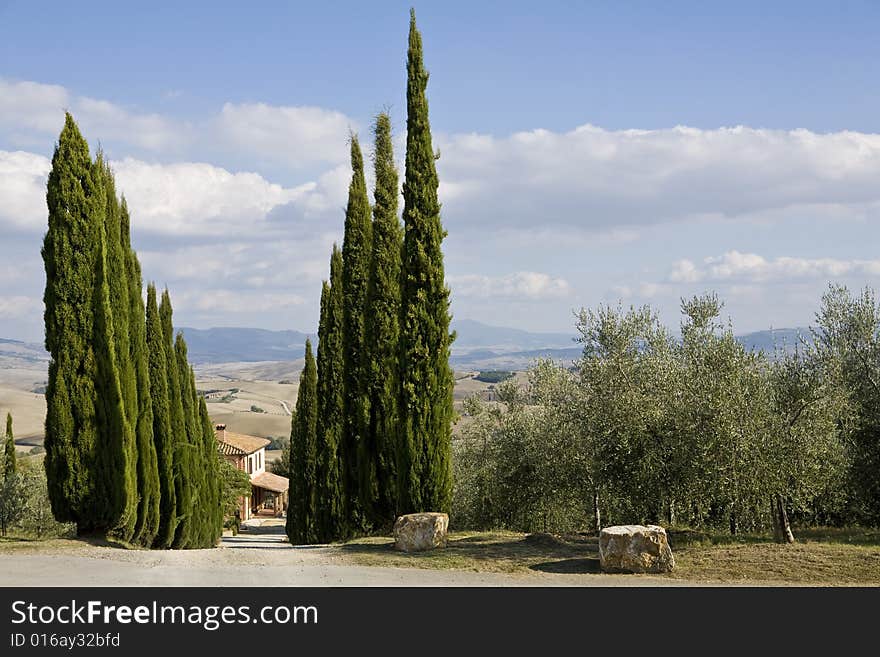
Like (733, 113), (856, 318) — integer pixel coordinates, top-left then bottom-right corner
(2, 1), (880, 341)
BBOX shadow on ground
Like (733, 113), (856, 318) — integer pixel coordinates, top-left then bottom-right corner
(238, 523), (286, 535)
(340, 531), (602, 573)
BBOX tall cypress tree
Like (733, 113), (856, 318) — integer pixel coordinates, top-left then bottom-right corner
(43, 114), (134, 534)
(3, 413), (15, 481)
(43, 114), (102, 529)
(96, 155), (139, 543)
(125, 200), (161, 547)
(362, 112), (403, 527)
(160, 291), (192, 549)
(197, 396), (223, 545)
(175, 334), (203, 548)
(341, 136), (372, 531)
(87, 156), (131, 535)
(398, 10), (455, 513)
(146, 284), (177, 548)
(314, 247), (346, 541)
(287, 340), (318, 544)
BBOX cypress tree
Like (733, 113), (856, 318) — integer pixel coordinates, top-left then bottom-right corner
(362, 112), (403, 527)
(197, 396), (223, 545)
(3, 413), (15, 481)
(43, 114), (134, 535)
(160, 291), (192, 549)
(175, 334), (203, 548)
(42, 113), (102, 529)
(125, 201), (161, 547)
(341, 136), (372, 531)
(398, 10), (455, 513)
(314, 248), (346, 541)
(287, 340), (318, 544)
(96, 155), (139, 543)
(146, 284), (177, 548)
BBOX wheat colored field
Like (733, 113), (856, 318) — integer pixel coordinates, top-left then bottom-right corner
(0, 361), (506, 450)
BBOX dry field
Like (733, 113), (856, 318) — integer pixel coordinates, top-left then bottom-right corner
(0, 358), (511, 458)
(0, 360), (48, 452)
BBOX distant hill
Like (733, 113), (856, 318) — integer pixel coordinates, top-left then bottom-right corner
(0, 337), (49, 363)
(735, 328), (812, 354)
(450, 319), (575, 352)
(177, 327), (316, 364)
(0, 323), (816, 371)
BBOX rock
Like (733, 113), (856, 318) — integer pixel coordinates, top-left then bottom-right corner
(599, 524), (675, 573)
(393, 513), (449, 552)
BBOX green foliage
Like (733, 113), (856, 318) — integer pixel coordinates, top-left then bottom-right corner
(42, 113), (101, 528)
(341, 135), (373, 531)
(270, 440), (290, 475)
(0, 469), (27, 537)
(314, 252), (346, 542)
(197, 397), (223, 545)
(250, 405), (266, 414)
(398, 10), (454, 514)
(16, 459), (75, 539)
(42, 114), (135, 536)
(218, 453), (251, 522)
(146, 284), (177, 548)
(126, 219), (160, 547)
(454, 293), (853, 538)
(813, 284), (880, 523)
(287, 340), (318, 544)
(361, 112), (403, 528)
(3, 413), (15, 481)
(160, 294), (193, 549)
(94, 155), (138, 544)
(474, 371), (514, 384)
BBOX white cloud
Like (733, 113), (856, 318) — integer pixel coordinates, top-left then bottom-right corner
(668, 259), (701, 283)
(114, 158), (308, 236)
(435, 124), (880, 231)
(178, 289), (305, 315)
(0, 79), (356, 169)
(215, 103), (354, 169)
(0, 295), (38, 319)
(667, 251), (880, 284)
(0, 80), (68, 134)
(0, 149), (350, 238)
(449, 272), (571, 299)
(0, 150), (50, 230)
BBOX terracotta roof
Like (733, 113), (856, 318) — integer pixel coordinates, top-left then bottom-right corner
(215, 429), (270, 455)
(251, 471), (289, 493)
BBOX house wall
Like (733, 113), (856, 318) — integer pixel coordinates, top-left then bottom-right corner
(244, 448), (266, 476)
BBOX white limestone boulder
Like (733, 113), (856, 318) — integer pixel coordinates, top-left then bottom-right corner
(393, 512), (449, 552)
(599, 524), (675, 573)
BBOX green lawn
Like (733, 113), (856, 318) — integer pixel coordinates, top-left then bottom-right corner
(338, 528), (880, 584)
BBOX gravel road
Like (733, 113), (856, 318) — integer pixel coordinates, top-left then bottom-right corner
(0, 531), (695, 587)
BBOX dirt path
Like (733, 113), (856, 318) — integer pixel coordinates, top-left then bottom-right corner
(0, 532), (700, 587)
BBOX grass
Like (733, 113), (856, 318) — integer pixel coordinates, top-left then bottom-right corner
(338, 527), (880, 584)
(340, 531), (602, 574)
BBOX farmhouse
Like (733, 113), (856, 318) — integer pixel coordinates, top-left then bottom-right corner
(215, 424), (289, 522)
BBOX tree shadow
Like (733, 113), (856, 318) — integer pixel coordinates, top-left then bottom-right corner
(339, 532), (601, 571)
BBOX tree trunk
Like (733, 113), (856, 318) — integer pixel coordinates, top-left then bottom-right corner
(592, 489), (601, 533)
(773, 493), (795, 544)
(729, 508), (738, 535)
(668, 498), (676, 527)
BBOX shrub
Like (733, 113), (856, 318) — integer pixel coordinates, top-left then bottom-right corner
(474, 371), (514, 384)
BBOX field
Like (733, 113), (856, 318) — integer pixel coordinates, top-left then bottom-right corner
(0, 359), (507, 453)
(339, 528), (880, 585)
(0, 360), (48, 452)
(2, 527), (877, 586)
